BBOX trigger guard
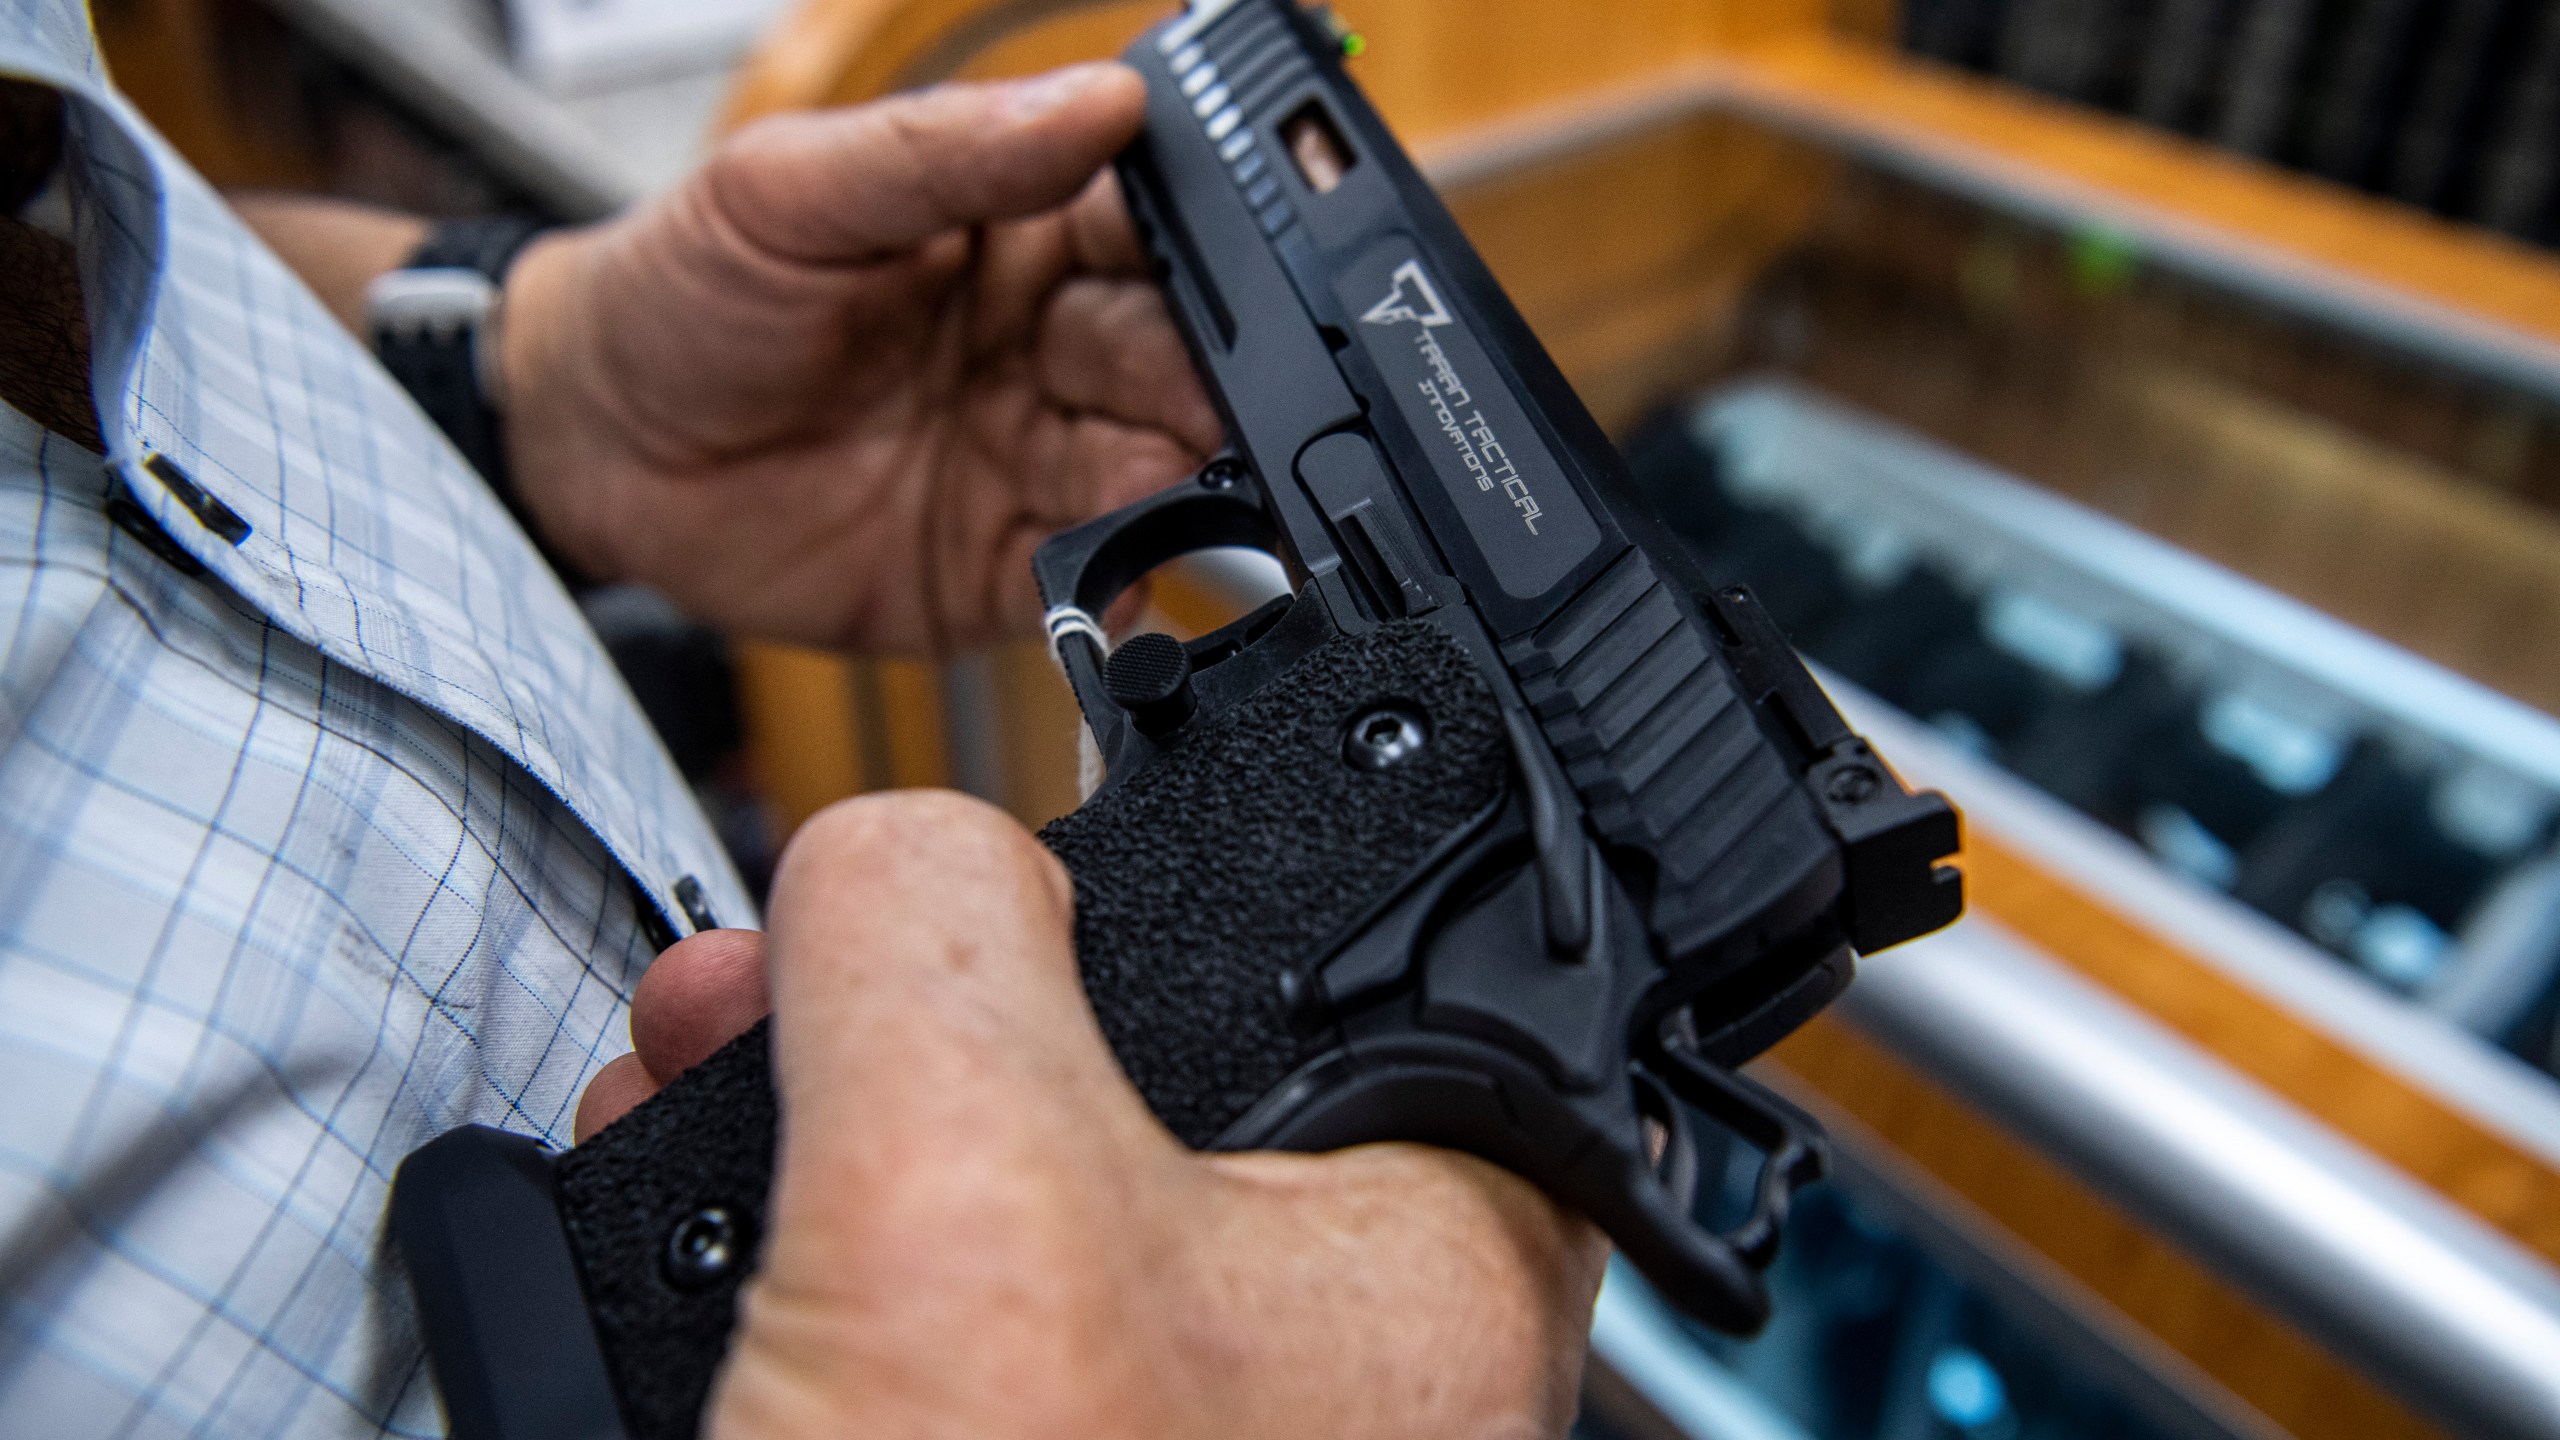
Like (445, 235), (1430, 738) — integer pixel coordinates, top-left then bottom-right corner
(1031, 461), (1290, 779)
(1631, 1067), (1700, 1212)
(1644, 1042), (1829, 1272)
(1208, 1038), (1777, 1334)
(1032, 461), (1282, 624)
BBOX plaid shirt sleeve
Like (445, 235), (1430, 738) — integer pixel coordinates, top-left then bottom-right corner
(0, 3), (755, 1435)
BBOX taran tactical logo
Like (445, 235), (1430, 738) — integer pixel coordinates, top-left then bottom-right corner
(1361, 260), (1452, 329)
(1361, 257), (1545, 536)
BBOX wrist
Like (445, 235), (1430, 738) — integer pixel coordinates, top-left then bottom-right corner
(230, 193), (430, 336)
(492, 226), (626, 584)
(370, 214), (615, 586)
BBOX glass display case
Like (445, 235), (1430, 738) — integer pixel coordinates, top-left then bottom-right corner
(1583, 1179), (2255, 1440)
(1631, 377), (2560, 1073)
(1533, 109), (2560, 1440)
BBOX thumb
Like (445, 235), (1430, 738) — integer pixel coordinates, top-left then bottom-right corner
(703, 62), (1149, 265)
(754, 790), (1169, 1266)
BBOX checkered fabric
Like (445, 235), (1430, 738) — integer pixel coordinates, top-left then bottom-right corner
(0, 3), (753, 1435)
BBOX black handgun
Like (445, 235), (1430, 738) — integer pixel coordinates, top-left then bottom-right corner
(390, 4), (1962, 1436)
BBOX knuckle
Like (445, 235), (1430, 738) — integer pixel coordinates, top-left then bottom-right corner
(651, 927), (770, 994)
(703, 111), (809, 200)
(707, 111), (792, 172)
(877, 101), (954, 188)
(696, 116), (816, 253)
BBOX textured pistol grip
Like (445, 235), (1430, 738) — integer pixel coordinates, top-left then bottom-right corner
(553, 620), (1509, 1440)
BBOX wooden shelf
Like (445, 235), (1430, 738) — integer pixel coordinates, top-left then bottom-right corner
(1695, 34), (2560, 393)
(1337, 30), (2560, 396)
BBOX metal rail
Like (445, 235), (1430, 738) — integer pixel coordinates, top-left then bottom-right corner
(1840, 916), (2560, 1440)
(1588, 1263), (1813, 1440)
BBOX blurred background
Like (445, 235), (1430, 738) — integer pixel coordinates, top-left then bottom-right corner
(87, 0), (2560, 1434)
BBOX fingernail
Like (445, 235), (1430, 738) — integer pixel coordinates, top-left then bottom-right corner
(1002, 62), (1120, 122)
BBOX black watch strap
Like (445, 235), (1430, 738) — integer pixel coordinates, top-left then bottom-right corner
(407, 213), (553, 280)
(373, 215), (589, 585)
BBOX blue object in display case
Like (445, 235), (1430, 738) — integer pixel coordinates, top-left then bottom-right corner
(1577, 1136), (2261, 1440)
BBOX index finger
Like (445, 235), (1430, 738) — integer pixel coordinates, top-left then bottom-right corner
(1066, 169), (1150, 276)
(704, 63), (1148, 266)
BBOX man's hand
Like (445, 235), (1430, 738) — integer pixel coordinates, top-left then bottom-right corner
(578, 792), (1606, 1440)
(502, 65), (1221, 654)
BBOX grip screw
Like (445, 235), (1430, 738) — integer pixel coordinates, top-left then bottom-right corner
(1344, 706), (1427, 771)
(1199, 458), (1246, 490)
(662, 1206), (752, 1293)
